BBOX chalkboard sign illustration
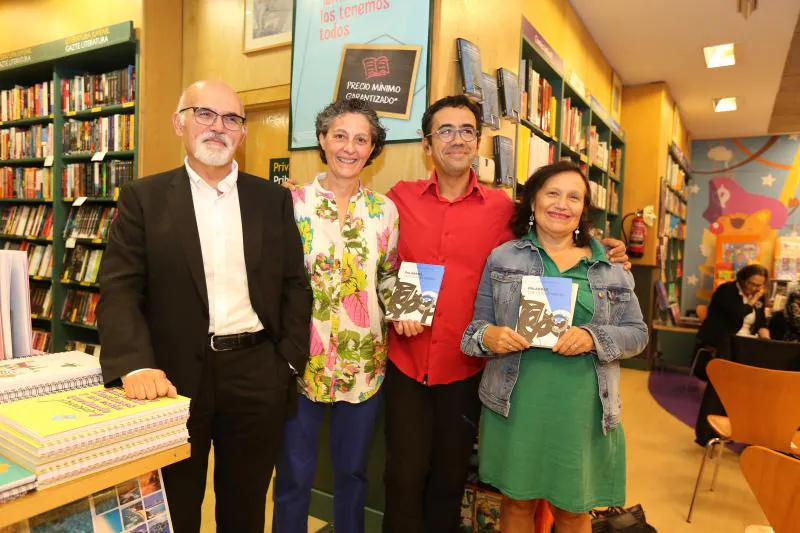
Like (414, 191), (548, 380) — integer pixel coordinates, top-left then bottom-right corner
(363, 56), (390, 79)
(385, 262), (444, 326)
(334, 44), (422, 120)
(516, 276), (577, 348)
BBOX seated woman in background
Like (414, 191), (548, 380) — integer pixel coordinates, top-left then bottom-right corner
(461, 161), (648, 533)
(693, 264), (770, 446)
(768, 288), (800, 342)
(694, 264), (770, 378)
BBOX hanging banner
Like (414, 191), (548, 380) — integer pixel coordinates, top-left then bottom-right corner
(289, 0), (432, 150)
(0, 21), (134, 72)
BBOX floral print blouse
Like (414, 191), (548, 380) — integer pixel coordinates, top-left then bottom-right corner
(290, 174), (399, 403)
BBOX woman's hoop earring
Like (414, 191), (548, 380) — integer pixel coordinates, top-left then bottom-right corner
(528, 213), (534, 229)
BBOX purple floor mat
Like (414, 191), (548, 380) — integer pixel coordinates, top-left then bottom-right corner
(647, 370), (705, 428)
(647, 370), (746, 453)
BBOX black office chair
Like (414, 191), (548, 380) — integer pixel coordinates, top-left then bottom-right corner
(729, 336), (800, 370)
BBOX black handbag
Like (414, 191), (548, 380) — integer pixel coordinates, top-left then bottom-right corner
(590, 505), (657, 533)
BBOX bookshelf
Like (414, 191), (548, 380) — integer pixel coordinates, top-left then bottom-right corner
(517, 21), (626, 240)
(0, 22), (138, 353)
(655, 142), (691, 323)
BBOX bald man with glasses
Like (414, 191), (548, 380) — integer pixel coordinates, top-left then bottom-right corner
(97, 80), (311, 533)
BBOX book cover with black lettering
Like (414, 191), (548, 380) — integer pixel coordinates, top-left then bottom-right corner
(496, 67), (520, 123)
(516, 276), (577, 348)
(479, 72), (500, 130)
(456, 38), (483, 101)
(493, 135), (514, 188)
(385, 262), (445, 326)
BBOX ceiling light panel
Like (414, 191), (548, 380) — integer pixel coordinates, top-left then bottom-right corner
(713, 97), (738, 112)
(704, 43), (736, 68)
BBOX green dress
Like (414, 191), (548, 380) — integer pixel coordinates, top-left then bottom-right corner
(478, 233), (626, 512)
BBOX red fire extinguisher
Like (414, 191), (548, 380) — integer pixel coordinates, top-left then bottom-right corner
(622, 210), (647, 258)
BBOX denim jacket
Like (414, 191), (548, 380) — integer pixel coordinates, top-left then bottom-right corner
(460, 238), (648, 434)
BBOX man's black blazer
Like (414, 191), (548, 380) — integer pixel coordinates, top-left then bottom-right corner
(96, 166), (311, 399)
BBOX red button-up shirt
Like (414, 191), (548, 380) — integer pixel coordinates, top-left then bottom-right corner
(386, 170), (515, 385)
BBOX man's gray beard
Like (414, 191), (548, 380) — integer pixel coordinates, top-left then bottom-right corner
(194, 141), (233, 167)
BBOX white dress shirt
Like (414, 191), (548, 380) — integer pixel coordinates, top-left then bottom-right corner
(736, 283), (757, 338)
(185, 158), (263, 335)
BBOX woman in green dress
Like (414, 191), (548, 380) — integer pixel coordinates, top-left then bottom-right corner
(460, 161), (648, 533)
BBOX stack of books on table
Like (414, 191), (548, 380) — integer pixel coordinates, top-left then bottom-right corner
(0, 453), (35, 503)
(0, 351), (189, 498)
(0, 350), (104, 404)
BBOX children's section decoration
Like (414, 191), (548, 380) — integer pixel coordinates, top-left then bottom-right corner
(713, 235), (761, 289)
(683, 135), (800, 311)
(774, 236), (800, 281)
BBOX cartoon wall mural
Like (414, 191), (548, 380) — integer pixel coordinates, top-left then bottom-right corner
(683, 135), (800, 312)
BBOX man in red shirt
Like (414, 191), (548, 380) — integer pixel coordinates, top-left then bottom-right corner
(382, 95), (628, 533)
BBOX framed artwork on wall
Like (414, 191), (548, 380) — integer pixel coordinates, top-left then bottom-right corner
(244, 0), (293, 53)
(611, 70), (622, 121)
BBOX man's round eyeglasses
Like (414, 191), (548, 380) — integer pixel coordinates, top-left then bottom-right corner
(179, 106), (246, 131)
(426, 126), (478, 143)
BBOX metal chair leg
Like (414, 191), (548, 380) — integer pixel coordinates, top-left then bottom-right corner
(686, 352), (700, 391)
(687, 438), (721, 523)
(687, 347), (714, 391)
(710, 440), (726, 491)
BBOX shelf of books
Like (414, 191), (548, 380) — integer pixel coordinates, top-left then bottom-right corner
(655, 142), (691, 324)
(0, 21), (137, 354)
(517, 18), (626, 240)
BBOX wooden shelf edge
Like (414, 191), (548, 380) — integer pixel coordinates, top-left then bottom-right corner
(0, 443), (190, 528)
(652, 322), (699, 334)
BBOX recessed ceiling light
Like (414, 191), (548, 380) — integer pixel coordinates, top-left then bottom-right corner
(713, 97), (738, 112)
(704, 43), (736, 68)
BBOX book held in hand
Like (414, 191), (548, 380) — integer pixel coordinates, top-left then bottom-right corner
(385, 262), (445, 326)
(516, 276), (578, 348)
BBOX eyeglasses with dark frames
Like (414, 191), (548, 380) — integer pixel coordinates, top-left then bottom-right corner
(425, 126), (478, 143)
(179, 106), (246, 131)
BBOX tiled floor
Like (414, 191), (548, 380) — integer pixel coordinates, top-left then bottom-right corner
(197, 368), (768, 532)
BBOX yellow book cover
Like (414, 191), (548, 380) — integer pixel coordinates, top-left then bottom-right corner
(0, 385), (189, 443)
(516, 126), (531, 186)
